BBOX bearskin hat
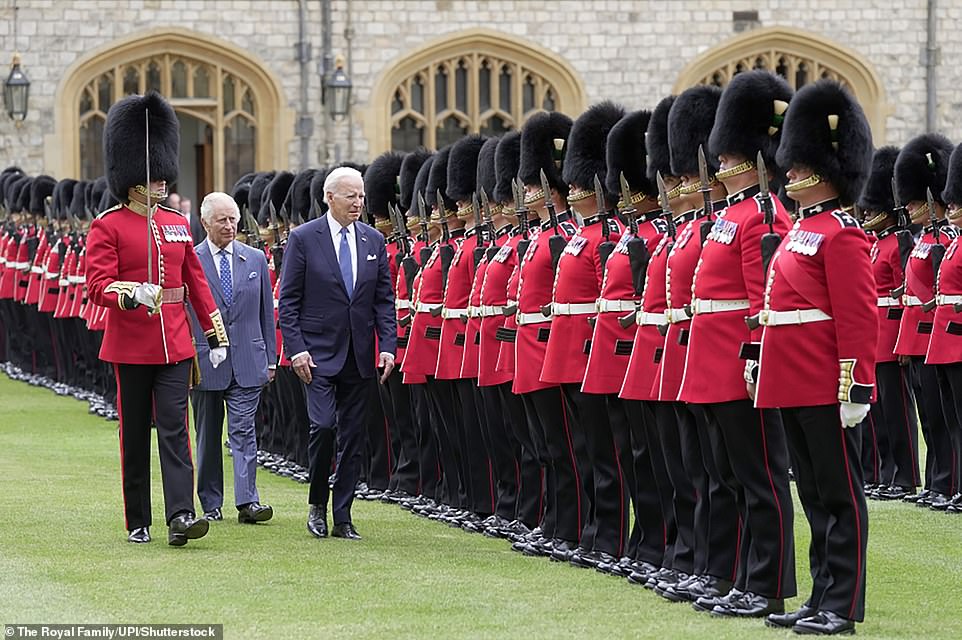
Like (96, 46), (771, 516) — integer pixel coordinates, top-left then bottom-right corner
(425, 145), (456, 211)
(103, 91), (179, 201)
(412, 156), (435, 214)
(857, 146), (901, 213)
(519, 111), (572, 194)
(287, 169), (318, 221)
(894, 133), (954, 206)
(605, 110), (653, 202)
(309, 169), (331, 220)
(776, 80), (873, 205)
(709, 70), (793, 172)
(562, 101), (626, 196)
(0, 167), (24, 209)
(231, 173), (255, 218)
(494, 132), (522, 204)
(476, 136), (500, 203)
(70, 181), (89, 220)
(28, 175), (56, 216)
(646, 96), (676, 183)
(261, 171), (295, 224)
(5, 175), (29, 213)
(364, 151), (405, 217)
(249, 172), (276, 225)
(399, 149), (432, 214)
(53, 179), (78, 221)
(98, 183), (119, 212)
(447, 135), (487, 203)
(668, 85), (721, 177)
(943, 143), (962, 206)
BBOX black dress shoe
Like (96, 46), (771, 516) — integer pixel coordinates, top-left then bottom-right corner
(694, 588), (743, 613)
(307, 504), (328, 538)
(331, 522), (362, 540)
(127, 527), (150, 544)
(793, 610), (856, 635)
(238, 502), (273, 524)
(765, 605), (817, 629)
(168, 513), (209, 547)
(916, 489), (939, 506)
(204, 508), (223, 521)
(928, 492), (952, 510)
(712, 591), (783, 618)
(626, 561), (659, 585)
(687, 575), (732, 600)
(903, 488), (929, 503)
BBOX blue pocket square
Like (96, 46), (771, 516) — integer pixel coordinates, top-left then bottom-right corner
(248, 271), (258, 279)
(366, 254), (377, 261)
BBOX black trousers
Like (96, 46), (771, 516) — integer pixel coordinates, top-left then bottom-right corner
(366, 378), (394, 491)
(558, 383), (603, 553)
(934, 364), (962, 496)
(455, 378), (495, 515)
(650, 401), (695, 574)
(523, 386), (582, 543)
(700, 401), (796, 599)
(477, 383), (520, 520)
(114, 359), (195, 530)
(498, 382), (542, 528)
(873, 361), (920, 489)
(408, 382), (441, 499)
(624, 400), (672, 568)
(914, 358), (956, 494)
(384, 370), (421, 495)
(783, 404), (867, 622)
(425, 377), (467, 508)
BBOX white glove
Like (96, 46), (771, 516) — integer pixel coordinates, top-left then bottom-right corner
(209, 347), (227, 368)
(133, 283), (161, 310)
(840, 402), (870, 428)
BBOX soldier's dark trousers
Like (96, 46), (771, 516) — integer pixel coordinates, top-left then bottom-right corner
(114, 359), (196, 531)
(366, 377), (394, 491)
(860, 403), (890, 486)
(782, 404), (867, 623)
(624, 399), (671, 568)
(409, 382), (441, 499)
(651, 400), (695, 574)
(477, 383), (520, 520)
(425, 376), (468, 509)
(934, 363), (962, 495)
(874, 361), (920, 489)
(384, 369), (421, 495)
(914, 358), (957, 495)
(498, 382), (542, 528)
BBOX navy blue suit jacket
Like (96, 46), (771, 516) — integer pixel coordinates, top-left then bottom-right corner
(278, 216), (396, 379)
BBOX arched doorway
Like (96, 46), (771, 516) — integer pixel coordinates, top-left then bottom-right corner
(48, 28), (292, 192)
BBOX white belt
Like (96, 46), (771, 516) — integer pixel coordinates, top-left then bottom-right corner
(876, 296), (901, 307)
(637, 311), (668, 326)
(68, 275), (85, 284)
(45, 272), (60, 280)
(517, 311), (552, 325)
(58, 278), (69, 287)
(937, 294), (962, 306)
(665, 307), (692, 323)
(551, 302), (596, 316)
(479, 305), (504, 317)
(13, 261), (29, 270)
(691, 298), (750, 314)
(758, 308), (832, 326)
(442, 307), (469, 320)
(415, 302), (441, 314)
(597, 298), (637, 313)
(30, 265), (43, 274)
(0, 258), (5, 266)
(902, 295), (925, 307)
(395, 299), (411, 311)
(468, 305), (482, 317)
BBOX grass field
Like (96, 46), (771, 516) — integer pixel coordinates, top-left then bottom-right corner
(1, 374), (961, 639)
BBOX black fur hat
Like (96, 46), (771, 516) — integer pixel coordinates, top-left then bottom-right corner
(519, 111), (572, 193)
(262, 171), (295, 224)
(309, 169), (331, 219)
(230, 173), (255, 217)
(30, 175), (57, 216)
(98, 183), (119, 212)
(7, 176), (31, 213)
(426, 145), (456, 211)
(90, 177), (111, 215)
(70, 181), (88, 220)
(668, 85), (721, 177)
(894, 133), (954, 206)
(858, 146), (901, 213)
(84, 179), (99, 216)
(476, 136), (500, 202)
(605, 110), (652, 201)
(399, 149), (432, 214)
(103, 91), (179, 201)
(562, 101), (626, 194)
(943, 143), (962, 206)
(53, 179), (78, 220)
(412, 156), (435, 215)
(364, 151), (405, 217)
(249, 172), (276, 225)
(776, 80), (873, 206)
(288, 169), (318, 221)
(646, 96), (676, 182)
(446, 135), (487, 203)
(0, 168), (24, 209)
(709, 70), (793, 171)
(494, 131), (522, 204)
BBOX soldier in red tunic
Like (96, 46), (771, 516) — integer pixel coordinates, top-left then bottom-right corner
(755, 80), (876, 635)
(894, 134), (959, 510)
(85, 92), (229, 546)
(857, 147), (921, 501)
(677, 71), (796, 616)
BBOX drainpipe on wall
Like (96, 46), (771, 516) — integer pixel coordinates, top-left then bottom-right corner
(320, 0), (335, 165)
(296, 0), (313, 170)
(925, 0), (938, 133)
(345, 0), (355, 161)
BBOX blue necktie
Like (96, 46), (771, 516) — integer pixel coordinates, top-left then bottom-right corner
(339, 227), (353, 299)
(219, 249), (233, 306)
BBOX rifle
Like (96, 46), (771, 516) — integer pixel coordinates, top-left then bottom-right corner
(621, 171), (651, 298)
(472, 192), (487, 268)
(541, 169), (567, 273)
(393, 202), (419, 305)
(436, 189), (455, 290)
(697, 145), (715, 245)
(757, 150), (781, 277)
(656, 172), (677, 240)
(922, 186), (944, 313)
(513, 178), (532, 263)
(596, 173), (616, 273)
(417, 193), (433, 266)
(480, 189), (500, 262)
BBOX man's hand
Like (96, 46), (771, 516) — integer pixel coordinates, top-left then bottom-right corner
(268, 368), (276, 383)
(840, 402), (870, 428)
(746, 382), (756, 401)
(292, 352), (315, 384)
(133, 282), (162, 310)
(209, 347), (227, 368)
(378, 352), (395, 384)
(898, 354), (911, 367)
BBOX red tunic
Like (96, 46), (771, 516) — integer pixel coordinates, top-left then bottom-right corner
(24, 229), (49, 306)
(926, 235), (962, 364)
(895, 226), (956, 356)
(479, 232), (521, 386)
(395, 238), (427, 384)
(679, 190), (792, 403)
(12, 232), (31, 303)
(436, 231), (477, 379)
(67, 245), (87, 318)
(582, 216), (666, 394)
(85, 204), (224, 365)
(541, 217), (621, 385)
(403, 234), (461, 377)
(38, 235), (65, 313)
(870, 228), (907, 363)
(619, 231), (672, 401)
(652, 216), (702, 401)
(53, 248), (75, 319)
(755, 203), (878, 408)
(0, 231), (18, 299)
(496, 263), (522, 378)
(512, 225), (555, 394)
(462, 232), (507, 380)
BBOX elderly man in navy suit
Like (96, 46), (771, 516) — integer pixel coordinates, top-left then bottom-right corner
(279, 166), (397, 540)
(190, 191), (277, 525)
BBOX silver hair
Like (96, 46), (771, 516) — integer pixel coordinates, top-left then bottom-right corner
(200, 191), (240, 223)
(322, 166), (364, 207)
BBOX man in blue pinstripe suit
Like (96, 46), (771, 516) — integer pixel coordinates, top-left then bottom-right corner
(189, 191), (277, 525)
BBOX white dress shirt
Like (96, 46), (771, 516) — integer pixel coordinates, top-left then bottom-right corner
(207, 237), (234, 285)
(327, 213), (357, 289)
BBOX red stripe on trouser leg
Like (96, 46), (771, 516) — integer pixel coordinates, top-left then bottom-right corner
(838, 420), (864, 621)
(559, 392), (581, 543)
(759, 410), (786, 598)
(114, 363), (129, 531)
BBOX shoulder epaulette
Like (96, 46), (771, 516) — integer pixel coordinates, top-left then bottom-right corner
(651, 218), (669, 233)
(830, 211), (860, 228)
(96, 203), (124, 219)
(559, 221), (578, 235)
(157, 203), (180, 214)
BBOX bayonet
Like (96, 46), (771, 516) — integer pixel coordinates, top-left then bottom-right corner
(620, 171), (637, 235)
(417, 193), (432, 266)
(596, 173), (616, 273)
(269, 200), (281, 248)
(541, 168), (560, 235)
(619, 170), (650, 301)
(923, 186), (944, 312)
(757, 149), (781, 276)
(144, 109), (154, 289)
(697, 144), (716, 245)
(656, 172), (677, 240)
(892, 176), (908, 228)
(436, 188), (451, 244)
(472, 192), (486, 268)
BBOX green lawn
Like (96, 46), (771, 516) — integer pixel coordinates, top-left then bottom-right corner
(0, 374), (960, 639)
